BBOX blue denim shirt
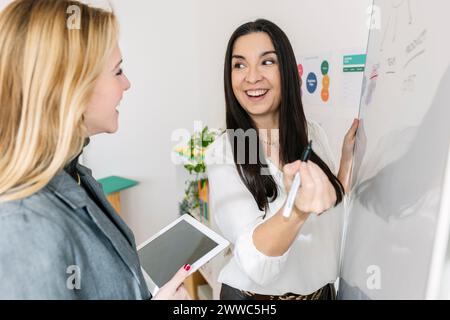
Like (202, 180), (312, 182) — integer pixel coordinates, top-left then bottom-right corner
(0, 164), (150, 300)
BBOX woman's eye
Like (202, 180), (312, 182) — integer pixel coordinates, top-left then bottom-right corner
(233, 63), (245, 69)
(116, 68), (123, 76)
(263, 59), (275, 66)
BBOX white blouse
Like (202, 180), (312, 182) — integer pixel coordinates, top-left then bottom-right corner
(205, 120), (345, 296)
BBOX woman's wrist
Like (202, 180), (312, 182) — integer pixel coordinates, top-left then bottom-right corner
(338, 157), (353, 193)
(291, 206), (310, 223)
(339, 154), (353, 166)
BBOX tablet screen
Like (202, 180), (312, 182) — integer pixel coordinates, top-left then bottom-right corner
(138, 219), (219, 288)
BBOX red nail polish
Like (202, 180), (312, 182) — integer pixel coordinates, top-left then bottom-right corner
(184, 264), (191, 271)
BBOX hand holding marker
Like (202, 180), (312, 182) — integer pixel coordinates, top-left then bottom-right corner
(282, 140), (313, 218)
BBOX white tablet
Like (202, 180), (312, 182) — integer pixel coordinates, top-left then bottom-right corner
(137, 214), (229, 296)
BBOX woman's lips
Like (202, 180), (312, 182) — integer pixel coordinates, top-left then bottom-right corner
(245, 89), (269, 102)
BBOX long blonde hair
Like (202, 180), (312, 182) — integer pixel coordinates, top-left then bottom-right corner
(0, 0), (118, 202)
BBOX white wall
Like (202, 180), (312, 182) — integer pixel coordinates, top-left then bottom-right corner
(0, 0), (370, 244)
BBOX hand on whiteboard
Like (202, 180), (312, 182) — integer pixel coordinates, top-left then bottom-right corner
(283, 160), (337, 216)
(342, 118), (359, 161)
(338, 118), (360, 193)
(152, 264), (192, 300)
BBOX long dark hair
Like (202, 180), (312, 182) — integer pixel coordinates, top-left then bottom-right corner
(224, 19), (344, 212)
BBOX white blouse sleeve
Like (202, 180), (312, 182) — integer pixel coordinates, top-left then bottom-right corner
(206, 136), (290, 286)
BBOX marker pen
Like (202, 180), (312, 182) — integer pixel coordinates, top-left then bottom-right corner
(282, 140), (313, 218)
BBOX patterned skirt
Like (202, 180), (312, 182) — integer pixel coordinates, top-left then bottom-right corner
(220, 283), (336, 300)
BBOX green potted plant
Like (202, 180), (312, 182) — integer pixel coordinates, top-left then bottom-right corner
(174, 126), (220, 223)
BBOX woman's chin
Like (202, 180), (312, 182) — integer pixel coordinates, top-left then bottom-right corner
(107, 125), (119, 134)
(246, 108), (273, 118)
(104, 121), (119, 134)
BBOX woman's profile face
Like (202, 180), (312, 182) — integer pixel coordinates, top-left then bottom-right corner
(231, 32), (281, 123)
(84, 44), (131, 135)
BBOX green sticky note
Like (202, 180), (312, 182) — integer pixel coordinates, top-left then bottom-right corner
(343, 54), (367, 66)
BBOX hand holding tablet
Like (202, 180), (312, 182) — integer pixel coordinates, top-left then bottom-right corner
(137, 214), (229, 296)
(151, 264), (192, 300)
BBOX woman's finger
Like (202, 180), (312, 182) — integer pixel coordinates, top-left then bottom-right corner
(283, 160), (301, 190)
(175, 284), (192, 300)
(308, 161), (329, 184)
(295, 162), (315, 212)
(306, 161), (323, 205)
(299, 161), (314, 192)
(346, 118), (359, 138)
(309, 161), (335, 211)
(166, 264), (191, 292)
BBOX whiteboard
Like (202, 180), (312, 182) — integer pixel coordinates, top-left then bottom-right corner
(339, 0), (450, 299)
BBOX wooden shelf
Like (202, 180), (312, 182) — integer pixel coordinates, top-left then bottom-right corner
(97, 176), (139, 218)
(184, 271), (207, 300)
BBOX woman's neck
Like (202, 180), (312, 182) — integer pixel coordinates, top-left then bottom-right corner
(251, 112), (282, 169)
(252, 111), (279, 131)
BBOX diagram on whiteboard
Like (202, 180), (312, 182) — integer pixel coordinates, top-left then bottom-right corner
(361, 0), (425, 108)
(297, 53), (332, 106)
(380, 0), (414, 52)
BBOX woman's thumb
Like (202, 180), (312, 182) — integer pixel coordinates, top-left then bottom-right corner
(283, 160), (301, 176)
(351, 118), (359, 132)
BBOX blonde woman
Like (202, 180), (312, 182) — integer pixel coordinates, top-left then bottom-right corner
(0, 0), (190, 300)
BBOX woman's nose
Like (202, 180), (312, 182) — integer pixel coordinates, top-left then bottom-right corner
(245, 66), (263, 84)
(123, 75), (131, 91)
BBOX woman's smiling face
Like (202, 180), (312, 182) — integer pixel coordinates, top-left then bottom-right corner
(231, 32), (282, 122)
(84, 44), (131, 135)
